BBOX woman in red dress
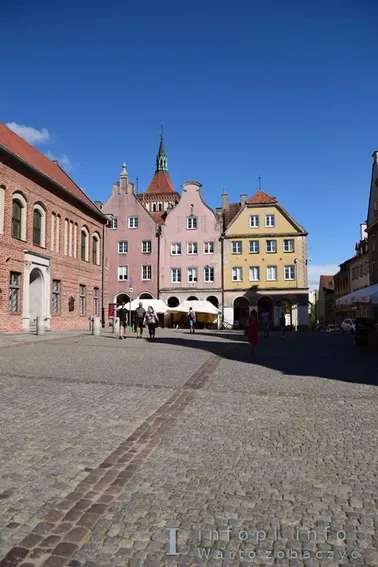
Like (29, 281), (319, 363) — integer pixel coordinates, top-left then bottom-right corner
(247, 309), (259, 355)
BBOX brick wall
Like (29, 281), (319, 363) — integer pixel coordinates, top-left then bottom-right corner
(0, 156), (107, 332)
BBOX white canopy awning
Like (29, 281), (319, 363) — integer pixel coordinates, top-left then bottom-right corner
(123, 299), (169, 313)
(335, 284), (378, 306)
(167, 299), (220, 315)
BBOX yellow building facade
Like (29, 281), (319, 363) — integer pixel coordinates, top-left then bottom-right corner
(221, 190), (309, 329)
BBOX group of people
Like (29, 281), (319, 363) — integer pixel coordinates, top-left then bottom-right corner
(116, 302), (197, 340)
(244, 310), (286, 354)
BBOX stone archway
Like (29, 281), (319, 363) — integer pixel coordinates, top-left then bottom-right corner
(258, 296), (274, 322)
(167, 296), (179, 307)
(281, 298), (293, 326)
(29, 268), (44, 324)
(233, 296), (249, 329)
(139, 292), (154, 300)
(116, 293), (130, 305)
(187, 296), (198, 301)
(207, 296), (219, 308)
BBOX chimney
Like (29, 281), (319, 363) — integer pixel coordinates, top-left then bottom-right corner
(222, 188), (229, 209)
(94, 201), (103, 211)
(119, 163), (128, 193)
(360, 222), (367, 240)
(373, 151), (378, 164)
(240, 194), (248, 206)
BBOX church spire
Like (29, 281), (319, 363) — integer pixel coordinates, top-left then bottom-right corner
(156, 126), (168, 172)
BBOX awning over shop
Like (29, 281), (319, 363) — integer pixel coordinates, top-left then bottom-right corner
(124, 299), (169, 313)
(335, 284), (378, 306)
(167, 300), (220, 315)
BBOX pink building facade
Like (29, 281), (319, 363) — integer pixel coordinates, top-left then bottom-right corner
(102, 164), (159, 305)
(159, 181), (222, 308)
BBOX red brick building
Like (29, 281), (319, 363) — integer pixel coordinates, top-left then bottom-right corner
(0, 123), (107, 333)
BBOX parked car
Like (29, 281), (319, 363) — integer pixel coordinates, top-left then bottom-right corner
(326, 324), (339, 332)
(340, 318), (356, 334)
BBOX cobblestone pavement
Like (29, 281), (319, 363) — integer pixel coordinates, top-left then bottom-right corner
(0, 330), (377, 567)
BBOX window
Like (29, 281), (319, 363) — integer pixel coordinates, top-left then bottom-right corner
(187, 216), (197, 229)
(52, 280), (61, 315)
(9, 272), (21, 313)
(249, 267), (260, 282)
(250, 215), (259, 228)
(118, 266), (128, 281)
(204, 266), (214, 282)
(265, 214), (275, 227)
(284, 265), (295, 280)
(142, 240), (152, 254)
(249, 240), (259, 254)
(110, 218), (118, 229)
(171, 268), (181, 283)
(204, 242), (214, 254)
(232, 267), (243, 281)
(267, 266), (278, 280)
(33, 208), (42, 246)
(283, 239), (295, 252)
(93, 233), (100, 265)
(11, 199), (22, 240)
(266, 240), (277, 253)
(142, 264), (152, 280)
(187, 242), (198, 255)
(79, 284), (86, 315)
(232, 241), (242, 254)
(171, 243), (181, 255)
(93, 287), (99, 317)
(188, 267), (198, 283)
(118, 241), (128, 254)
(64, 219), (69, 255)
(81, 227), (89, 261)
(128, 216), (138, 228)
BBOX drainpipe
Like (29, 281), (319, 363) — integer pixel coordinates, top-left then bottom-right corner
(156, 224), (161, 299)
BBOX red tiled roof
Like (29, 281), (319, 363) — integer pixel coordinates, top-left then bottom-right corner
(0, 123), (101, 216)
(144, 171), (176, 195)
(150, 211), (166, 225)
(224, 203), (241, 228)
(320, 275), (334, 290)
(247, 190), (278, 204)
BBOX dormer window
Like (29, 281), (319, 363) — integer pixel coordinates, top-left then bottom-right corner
(187, 216), (197, 230)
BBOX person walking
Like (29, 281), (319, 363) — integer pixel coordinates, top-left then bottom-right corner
(144, 306), (159, 339)
(135, 302), (146, 339)
(116, 302), (128, 339)
(246, 309), (259, 355)
(280, 312), (286, 339)
(261, 310), (270, 338)
(188, 307), (196, 333)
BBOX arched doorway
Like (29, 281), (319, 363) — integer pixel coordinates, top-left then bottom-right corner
(207, 296), (219, 308)
(187, 296), (198, 301)
(258, 296), (274, 322)
(139, 292), (154, 299)
(29, 268), (44, 324)
(116, 293), (130, 305)
(167, 296), (179, 307)
(233, 296), (249, 329)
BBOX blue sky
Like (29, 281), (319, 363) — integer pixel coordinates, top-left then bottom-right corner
(1, 0), (377, 287)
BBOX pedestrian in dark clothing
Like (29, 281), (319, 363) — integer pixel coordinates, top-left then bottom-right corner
(135, 302), (146, 338)
(117, 302), (128, 339)
(280, 313), (286, 339)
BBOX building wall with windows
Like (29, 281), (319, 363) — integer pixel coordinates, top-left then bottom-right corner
(0, 123), (106, 333)
(222, 190), (309, 329)
(102, 164), (159, 305)
(367, 151), (378, 286)
(159, 181), (222, 308)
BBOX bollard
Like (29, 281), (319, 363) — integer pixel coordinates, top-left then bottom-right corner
(93, 316), (101, 336)
(114, 317), (120, 335)
(36, 316), (45, 336)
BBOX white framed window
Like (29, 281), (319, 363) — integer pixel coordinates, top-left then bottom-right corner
(284, 265), (295, 280)
(250, 215), (259, 228)
(142, 240), (152, 253)
(232, 241), (242, 254)
(79, 284), (86, 315)
(93, 287), (100, 317)
(117, 266), (128, 281)
(92, 233), (101, 265)
(118, 240), (128, 254)
(187, 216), (197, 229)
(188, 267), (198, 283)
(204, 266), (214, 282)
(283, 239), (295, 252)
(81, 226), (89, 261)
(232, 267), (243, 282)
(11, 192), (27, 241)
(33, 204), (46, 247)
(249, 240), (259, 254)
(265, 214), (275, 228)
(267, 265), (277, 281)
(110, 218), (118, 229)
(187, 242), (198, 255)
(171, 268), (181, 283)
(266, 239), (277, 253)
(9, 272), (21, 313)
(204, 241), (214, 254)
(128, 216), (138, 228)
(171, 243), (181, 255)
(142, 264), (152, 280)
(249, 266), (260, 282)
